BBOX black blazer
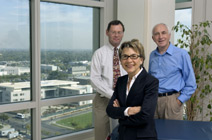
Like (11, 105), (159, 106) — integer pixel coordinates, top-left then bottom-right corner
(106, 68), (158, 140)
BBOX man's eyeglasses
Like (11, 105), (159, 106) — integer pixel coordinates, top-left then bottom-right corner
(110, 31), (123, 36)
(121, 54), (141, 60)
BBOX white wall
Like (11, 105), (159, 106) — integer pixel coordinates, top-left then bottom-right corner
(149, 0), (175, 49)
(117, 0), (175, 69)
(117, 0), (145, 44)
(192, 0), (212, 36)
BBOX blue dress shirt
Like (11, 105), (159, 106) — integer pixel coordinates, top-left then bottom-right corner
(149, 43), (197, 103)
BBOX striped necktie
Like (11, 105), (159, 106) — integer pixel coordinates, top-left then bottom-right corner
(113, 47), (121, 89)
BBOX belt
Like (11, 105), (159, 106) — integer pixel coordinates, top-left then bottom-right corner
(158, 91), (179, 97)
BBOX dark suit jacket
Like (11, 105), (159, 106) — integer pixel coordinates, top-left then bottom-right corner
(106, 68), (159, 140)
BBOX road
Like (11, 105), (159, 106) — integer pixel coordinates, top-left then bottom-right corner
(0, 106), (92, 139)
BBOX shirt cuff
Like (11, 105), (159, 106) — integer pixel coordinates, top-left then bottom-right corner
(124, 107), (130, 116)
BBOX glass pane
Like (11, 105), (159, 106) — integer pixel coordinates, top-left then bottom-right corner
(41, 101), (93, 138)
(0, 0), (31, 104)
(174, 8), (192, 48)
(0, 109), (31, 139)
(40, 2), (99, 99)
(175, 8), (192, 119)
(176, 0), (192, 3)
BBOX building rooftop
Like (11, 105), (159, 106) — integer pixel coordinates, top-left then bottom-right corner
(0, 80), (79, 89)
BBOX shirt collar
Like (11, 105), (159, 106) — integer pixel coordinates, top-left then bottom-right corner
(128, 68), (143, 81)
(155, 42), (174, 56)
(108, 42), (121, 51)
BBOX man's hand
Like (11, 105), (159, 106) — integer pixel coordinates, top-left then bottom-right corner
(176, 99), (182, 106)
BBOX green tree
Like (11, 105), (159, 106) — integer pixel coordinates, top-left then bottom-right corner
(173, 20), (212, 121)
(0, 113), (9, 125)
(47, 71), (68, 80)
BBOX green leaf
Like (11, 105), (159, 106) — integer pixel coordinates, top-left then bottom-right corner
(208, 104), (212, 109)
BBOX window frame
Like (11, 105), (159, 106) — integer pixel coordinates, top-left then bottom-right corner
(0, 0), (106, 140)
(175, 1), (192, 9)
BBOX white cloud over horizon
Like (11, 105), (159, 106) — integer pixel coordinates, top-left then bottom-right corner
(0, 0), (96, 50)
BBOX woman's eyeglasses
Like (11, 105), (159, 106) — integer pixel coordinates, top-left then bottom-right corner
(121, 54), (141, 60)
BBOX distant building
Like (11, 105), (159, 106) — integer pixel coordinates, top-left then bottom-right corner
(68, 66), (89, 76)
(0, 82), (31, 103)
(73, 76), (90, 85)
(0, 80), (93, 104)
(41, 64), (58, 72)
(0, 66), (30, 76)
(69, 61), (90, 66)
(0, 61), (7, 66)
(0, 71), (7, 76)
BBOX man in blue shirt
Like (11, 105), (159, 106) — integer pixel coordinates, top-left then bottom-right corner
(149, 23), (197, 120)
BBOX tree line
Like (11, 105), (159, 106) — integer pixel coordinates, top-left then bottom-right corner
(0, 49), (93, 64)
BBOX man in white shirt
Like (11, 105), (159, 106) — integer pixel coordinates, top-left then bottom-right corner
(90, 20), (127, 140)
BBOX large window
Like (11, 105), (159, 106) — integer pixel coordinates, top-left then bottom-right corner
(175, 2), (192, 120)
(0, 0), (102, 139)
(0, 0), (31, 138)
(0, 109), (31, 139)
(40, 3), (99, 138)
(41, 101), (92, 139)
(40, 2), (96, 99)
(174, 8), (192, 46)
(175, 0), (192, 48)
(0, 0), (31, 105)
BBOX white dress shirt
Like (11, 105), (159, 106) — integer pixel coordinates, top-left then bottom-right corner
(90, 43), (127, 99)
(124, 68), (143, 116)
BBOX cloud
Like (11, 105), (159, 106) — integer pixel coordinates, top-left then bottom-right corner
(0, 1), (95, 50)
(175, 9), (192, 27)
(40, 3), (92, 24)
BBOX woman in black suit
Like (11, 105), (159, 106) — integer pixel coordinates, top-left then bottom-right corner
(106, 39), (158, 140)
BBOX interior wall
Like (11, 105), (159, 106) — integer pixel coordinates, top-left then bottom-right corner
(192, 0), (212, 65)
(117, 0), (175, 69)
(102, 0), (116, 46)
(150, 0), (175, 47)
(205, 0), (212, 37)
(117, 0), (145, 44)
(192, 0), (212, 34)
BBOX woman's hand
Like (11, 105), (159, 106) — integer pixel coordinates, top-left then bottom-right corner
(113, 99), (120, 107)
(113, 99), (141, 116)
(128, 106), (141, 116)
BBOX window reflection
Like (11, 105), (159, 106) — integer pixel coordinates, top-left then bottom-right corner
(0, 109), (31, 139)
(41, 101), (93, 138)
(40, 2), (99, 138)
(0, 0), (30, 104)
(40, 2), (98, 99)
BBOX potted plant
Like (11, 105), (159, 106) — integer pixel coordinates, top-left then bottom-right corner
(173, 20), (212, 121)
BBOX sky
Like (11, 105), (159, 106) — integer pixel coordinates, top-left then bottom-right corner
(0, 0), (191, 50)
(174, 8), (192, 45)
(0, 0), (95, 50)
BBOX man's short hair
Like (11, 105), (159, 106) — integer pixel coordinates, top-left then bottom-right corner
(107, 20), (125, 32)
(152, 23), (171, 36)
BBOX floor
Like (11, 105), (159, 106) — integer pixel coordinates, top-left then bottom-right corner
(83, 137), (94, 140)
